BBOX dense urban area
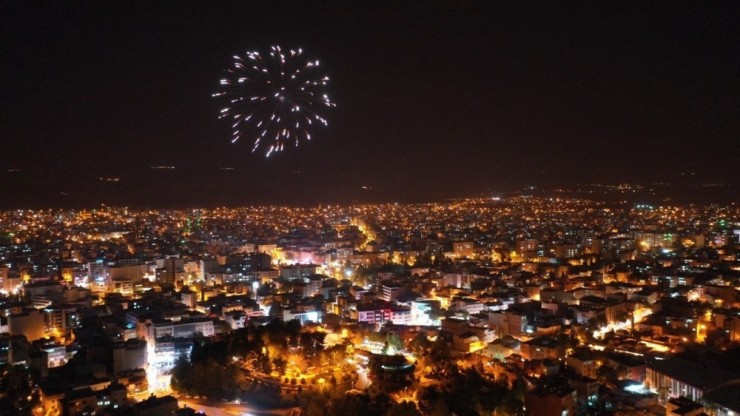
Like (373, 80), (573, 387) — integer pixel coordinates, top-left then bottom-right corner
(1, 195), (739, 416)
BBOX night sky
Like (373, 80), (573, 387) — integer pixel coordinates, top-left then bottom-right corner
(2, 2), (739, 208)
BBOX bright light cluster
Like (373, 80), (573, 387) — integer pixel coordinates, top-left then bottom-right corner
(214, 45), (335, 157)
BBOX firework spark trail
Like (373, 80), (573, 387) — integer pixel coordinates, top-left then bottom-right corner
(214, 46), (335, 156)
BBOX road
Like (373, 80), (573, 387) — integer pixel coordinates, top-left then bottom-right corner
(178, 398), (297, 416)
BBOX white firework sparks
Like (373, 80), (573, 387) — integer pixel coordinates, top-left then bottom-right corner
(214, 46), (335, 156)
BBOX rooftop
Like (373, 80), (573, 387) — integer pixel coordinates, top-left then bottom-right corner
(647, 357), (740, 390)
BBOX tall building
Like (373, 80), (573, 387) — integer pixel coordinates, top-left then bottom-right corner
(381, 283), (407, 302)
(489, 310), (528, 337)
(0, 266), (22, 294)
(113, 340), (147, 374)
(452, 241), (474, 258)
(43, 305), (80, 337)
(87, 260), (109, 292)
(8, 308), (46, 341)
(517, 239), (540, 257)
(199, 259), (218, 280)
(109, 263), (147, 282)
(155, 258), (184, 286)
(554, 244), (579, 259)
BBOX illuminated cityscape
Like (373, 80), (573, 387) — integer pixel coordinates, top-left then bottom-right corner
(0, 196), (738, 415)
(2, 2), (739, 416)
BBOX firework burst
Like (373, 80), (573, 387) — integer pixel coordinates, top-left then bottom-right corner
(213, 46), (335, 157)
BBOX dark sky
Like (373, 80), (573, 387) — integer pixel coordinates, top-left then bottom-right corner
(1, 2), (739, 208)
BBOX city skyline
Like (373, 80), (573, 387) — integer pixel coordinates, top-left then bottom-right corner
(1, 195), (739, 416)
(2, 2), (739, 208)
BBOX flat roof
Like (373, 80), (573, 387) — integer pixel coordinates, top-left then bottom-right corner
(648, 357), (740, 390)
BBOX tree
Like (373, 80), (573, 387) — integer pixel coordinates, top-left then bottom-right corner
(374, 392), (392, 412)
(289, 353), (309, 373)
(273, 357), (287, 374)
(427, 398), (450, 416)
(329, 392), (370, 416)
(387, 401), (421, 416)
(300, 332), (327, 359)
(430, 335), (451, 363)
(228, 326), (252, 357)
(305, 401), (327, 416)
(410, 332), (432, 355)
(170, 357), (240, 400)
(0, 363), (39, 415)
(447, 368), (486, 414)
(170, 353), (192, 393)
(299, 391), (329, 416)
(382, 333), (402, 355)
(413, 355), (431, 380)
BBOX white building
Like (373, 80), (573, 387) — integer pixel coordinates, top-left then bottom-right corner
(145, 318), (215, 344)
(390, 308), (411, 325)
(87, 260), (110, 292)
(410, 300), (440, 326)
